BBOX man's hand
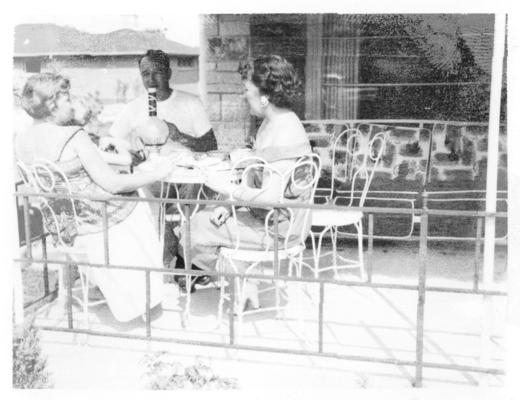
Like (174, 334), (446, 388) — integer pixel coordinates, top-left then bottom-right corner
(152, 154), (177, 181)
(98, 136), (132, 153)
(97, 136), (132, 165)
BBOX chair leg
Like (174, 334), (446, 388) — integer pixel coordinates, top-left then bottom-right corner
(296, 252), (303, 278)
(309, 231), (318, 278)
(288, 255), (294, 277)
(357, 221), (366, 281)
(57, 264), (65, 305)
(331, 226), (339, 279)
(181, 247), (191, 327)
(314, 226), (330, 278)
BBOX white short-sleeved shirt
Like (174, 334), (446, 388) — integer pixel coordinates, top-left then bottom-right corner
(109, 90), (212, 141)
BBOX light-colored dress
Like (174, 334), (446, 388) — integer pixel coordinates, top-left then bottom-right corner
(16, 124), (165, 322)
(179, 111), (314, 272)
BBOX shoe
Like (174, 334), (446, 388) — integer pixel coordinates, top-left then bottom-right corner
(195, 275), (212, 286)
(176, 276), (197, 294)
(235, 281), (259, 312)
(174, 256), (211, 287)
(87, 286), (105, 302)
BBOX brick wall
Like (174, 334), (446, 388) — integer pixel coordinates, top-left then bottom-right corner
(201, 15), (251, 150)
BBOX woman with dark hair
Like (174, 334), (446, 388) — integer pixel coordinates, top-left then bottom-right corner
(176, 55), (313, 303)
(15, 73), (176, 322)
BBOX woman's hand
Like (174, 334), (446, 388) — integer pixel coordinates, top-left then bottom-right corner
(203, 169), (235, 196)
(209, 206), (231, 227)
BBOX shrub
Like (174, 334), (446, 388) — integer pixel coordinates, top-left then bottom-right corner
(12, 323), (52, 389)
(141, 352), (237, 390)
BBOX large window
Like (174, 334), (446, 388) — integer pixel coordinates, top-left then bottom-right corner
(177, 57), (195, 68)
(306, 14), (505, 122)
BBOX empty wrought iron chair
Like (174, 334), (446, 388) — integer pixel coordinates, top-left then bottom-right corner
(310, 129), (387, 280)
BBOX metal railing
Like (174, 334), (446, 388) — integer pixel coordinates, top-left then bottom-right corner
(14, 190), (508, 387)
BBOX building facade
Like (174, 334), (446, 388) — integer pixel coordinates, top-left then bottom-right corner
(14, 24), (199, 103)
(200, 14), (507, 238)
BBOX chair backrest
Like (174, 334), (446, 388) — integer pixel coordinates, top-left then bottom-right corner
(331, 129), (387, 207)
(280, 153), (321, 248)
(16, 159), (80, 247)
(228, 153), (321, 253)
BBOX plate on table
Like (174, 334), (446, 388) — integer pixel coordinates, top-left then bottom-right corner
(195, 156), (225, 168)
(211, 161), (232, 171)
(172, 153), (197, 168)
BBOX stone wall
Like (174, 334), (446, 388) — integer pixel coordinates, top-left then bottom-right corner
(201, 15), (251, 150)
(202, 15), (508, 190)
(303, 120), (508, 189)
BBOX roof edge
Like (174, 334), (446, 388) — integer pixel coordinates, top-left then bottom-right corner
(13, 52), (199, 58)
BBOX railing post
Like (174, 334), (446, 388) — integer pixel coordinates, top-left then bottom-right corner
(66, 262), (73, 329)
(474, 217), (483, 291)
(23, 196), (32, 259)
(273, 208), (280, 276)
(229, 278), (235, 345)
(42, 235), (49, 296)
(15, 196), (33, 325)
(102, 201), (110, 265)
(318, 282), (324, 353)
(367, 214), (374, 283)
(273, 208), (280, 311)
(183, 203), (192, 324)
(145, 270), (151, 339)
(415, 193), (428, 388)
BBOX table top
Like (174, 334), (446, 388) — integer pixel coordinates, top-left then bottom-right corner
(163, 168), (206, 184)
(137, 157), (234, 185)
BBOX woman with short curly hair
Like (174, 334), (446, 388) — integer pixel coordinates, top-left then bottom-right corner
(176, 55), (314, 305)
(16, 72), (176, 322)
(243, 55), (301, 110)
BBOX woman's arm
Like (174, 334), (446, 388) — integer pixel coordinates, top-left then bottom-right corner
(97, 149), (132, 166)
(70, 130), (174, 194)
(205, 159), (292, 203)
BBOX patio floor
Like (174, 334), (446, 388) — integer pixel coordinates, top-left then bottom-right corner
(28, 241), (508, 390)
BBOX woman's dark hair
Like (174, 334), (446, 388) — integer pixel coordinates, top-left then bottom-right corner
(21, 73), (71, 119)
(239, 55), (300, 109)
(138, 49), (171, 71)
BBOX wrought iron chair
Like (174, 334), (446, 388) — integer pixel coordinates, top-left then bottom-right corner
(310, 129), (387, 280)
(216, 154), (321, 334)
(16, 159), (106, 326)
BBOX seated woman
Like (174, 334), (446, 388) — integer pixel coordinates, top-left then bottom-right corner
(177, 55), (313, 303)
(15, 73), (176, 323)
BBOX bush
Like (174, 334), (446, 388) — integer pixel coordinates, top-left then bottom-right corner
(142, 352), (237, 390)
(12, 323), (52, 389)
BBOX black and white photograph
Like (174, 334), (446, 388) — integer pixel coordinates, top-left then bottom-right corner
(5, 1), (520, 398)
